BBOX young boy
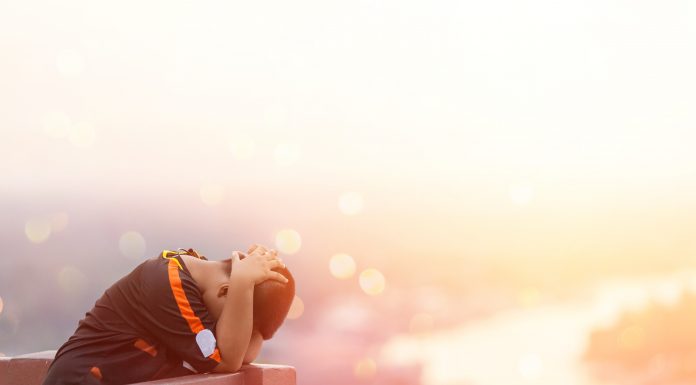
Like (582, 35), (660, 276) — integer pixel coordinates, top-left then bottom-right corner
(42, 243), (295, 385)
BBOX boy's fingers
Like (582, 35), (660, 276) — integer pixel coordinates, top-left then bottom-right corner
(268, 259), (286, 269)
(269, 271), (289, 283)
(249, 244), (269, 255)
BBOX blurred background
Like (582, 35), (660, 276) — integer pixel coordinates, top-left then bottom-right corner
(2, 1), (696, 384)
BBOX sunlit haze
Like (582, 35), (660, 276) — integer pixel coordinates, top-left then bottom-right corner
(2, 1), (696, 384)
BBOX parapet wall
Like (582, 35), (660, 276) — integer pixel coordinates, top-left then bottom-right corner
(0, 351), (296, 385)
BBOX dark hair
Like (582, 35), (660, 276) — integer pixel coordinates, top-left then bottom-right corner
(223, 257), (296, 340)
(253, 265), (295, 339)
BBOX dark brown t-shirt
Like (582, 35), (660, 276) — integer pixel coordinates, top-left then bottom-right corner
(42, 250), (222, 385)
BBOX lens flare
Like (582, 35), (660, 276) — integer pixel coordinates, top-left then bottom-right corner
(329, 253), (356, 279)
(119, 231), (146, 259)
(199, 183), (225, 206)
(275, 229), (301, 254)
(286, 296), (304, 320)
(25, 218), (52, 243)
(359, 268), (386, 296)
(338, 192), (364, 215)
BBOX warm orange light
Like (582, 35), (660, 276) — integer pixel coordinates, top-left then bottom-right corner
(618, 325), (644, 350)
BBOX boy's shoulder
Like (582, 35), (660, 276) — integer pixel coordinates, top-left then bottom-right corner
(137, 249), (204, 300)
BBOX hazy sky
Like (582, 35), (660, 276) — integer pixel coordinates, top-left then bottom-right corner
(2, 0), (696, 283)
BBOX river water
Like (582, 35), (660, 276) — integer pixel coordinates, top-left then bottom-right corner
(380, 270), (696, 385)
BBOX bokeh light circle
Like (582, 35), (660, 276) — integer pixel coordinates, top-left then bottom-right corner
(25, 218), (52, 243)
(275, 229), (301, 254)
(286, 296), (304, 320)
(119, 231), (146, 259)
(338, 192), (364, 215)
(0, 296), (4, 315)
(57, 266), (88, 294)
(329, 253), (356, 279)
(359, 268), (386, 296)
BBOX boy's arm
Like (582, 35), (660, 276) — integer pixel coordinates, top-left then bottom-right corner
(212, 249), (286, 373)
(211, 274), (254, 373)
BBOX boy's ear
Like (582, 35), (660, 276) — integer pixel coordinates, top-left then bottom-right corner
(217, 284), (229, 298)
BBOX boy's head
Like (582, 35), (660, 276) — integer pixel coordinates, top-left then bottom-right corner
(204, 257), (295, 340)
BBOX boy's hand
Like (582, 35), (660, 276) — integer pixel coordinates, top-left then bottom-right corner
(247, 243), (278, 259)
(231, 248), (288, 285)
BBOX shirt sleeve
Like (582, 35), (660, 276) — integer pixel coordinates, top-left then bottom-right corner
(141, 256), (222, 373)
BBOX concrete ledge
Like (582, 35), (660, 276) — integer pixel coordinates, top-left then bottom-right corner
(0, 351), (56, 385)
(0, 351), (296, 385)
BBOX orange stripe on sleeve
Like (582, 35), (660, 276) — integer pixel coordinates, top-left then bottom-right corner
(210, 348), (221, 363)
(167, 259), (205, 334)
(90, 366), (103, 380)
(134, 338), (158, 357)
